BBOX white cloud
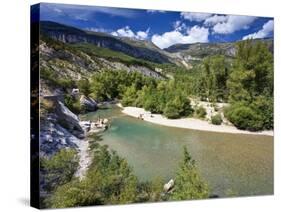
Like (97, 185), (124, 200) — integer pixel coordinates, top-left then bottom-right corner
(243, 20), (274, 40)
(151, 25), (209, 49)
(136, 29), (150, 40)
(212, 15), (257, 34)
(111, 26), (150, 40)
(173, 21), (187, 32)
(204, 15), (228, 26)
(180, 12), (212, 22)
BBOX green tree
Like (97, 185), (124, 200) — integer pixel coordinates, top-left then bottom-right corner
(121, 85), (138, 107)
(41, 149), (79, 192)
(46, 145), (139, 208)
(197, 55), (229, 102)
(170, 146), (209, 200)
(225, 40), (273, 131)
(77, 78), (91, 97)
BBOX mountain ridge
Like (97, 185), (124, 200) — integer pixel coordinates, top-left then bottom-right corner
(40, 21), (171, 64)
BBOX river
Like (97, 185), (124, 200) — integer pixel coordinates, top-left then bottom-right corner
(81, 105), (273, 197)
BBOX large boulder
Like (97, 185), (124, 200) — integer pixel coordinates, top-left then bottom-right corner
(55, 101), (85, 138)
(163, 179), (174, 192)
(80, 95), (98, 112)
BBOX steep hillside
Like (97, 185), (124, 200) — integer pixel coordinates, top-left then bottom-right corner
(40, 21), (170, 64)
(39, 36), (166, 95)
(165, 38), (273, 63)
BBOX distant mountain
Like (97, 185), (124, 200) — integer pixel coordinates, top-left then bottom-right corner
(39, 21), (274, 86)
(165, 38), (273, 59)
(40, 21), (170, 64)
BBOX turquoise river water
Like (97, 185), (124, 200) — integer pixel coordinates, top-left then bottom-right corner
(81, 105), (273, 197)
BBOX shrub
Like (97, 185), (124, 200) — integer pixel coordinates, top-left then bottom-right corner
(78, 79), (92, 97)
(41, 149), (79, 192)
(195, 106), (207, 118)
(211, 114), (223, 125)
(164, 101), (180, 119)
(225, 104), (263, 131)
(64, 94), (83, 114)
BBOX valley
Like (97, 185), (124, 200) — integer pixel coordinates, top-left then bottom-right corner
(37, 20), (274, 208)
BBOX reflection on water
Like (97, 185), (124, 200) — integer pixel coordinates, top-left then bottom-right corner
(81, 106), (273, 197)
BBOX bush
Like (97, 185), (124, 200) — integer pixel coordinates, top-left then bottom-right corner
(77, 79), (91, 97)
(211, 114), (223, 125)
(41, 68), (75, 90)
(164, 101), (180, 119)
(195, 106), (207, 118)
(64, 94), (83, 114)
(225, 104), (263, 131)
(41, 149), (79, 192)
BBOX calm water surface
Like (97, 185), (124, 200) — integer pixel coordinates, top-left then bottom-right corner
(82, 105), (273, 197)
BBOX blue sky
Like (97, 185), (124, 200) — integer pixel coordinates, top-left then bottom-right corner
(39, 3), (274, 49)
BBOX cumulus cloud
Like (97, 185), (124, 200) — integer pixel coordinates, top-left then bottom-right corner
(151, 25), (209, 49)
(173, 21), (187, 32)
(243, 20), (274, 40)
(111, 26), (150, 40)
(211, 15), (257, 34)
(180, 12), (212, 22)
(204, 15), (228, 26)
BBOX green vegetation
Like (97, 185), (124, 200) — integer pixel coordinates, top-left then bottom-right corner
(40, 67), (75, 90)
(41, 149), (79, 193)
(211, 114), (223, 125)
(170, 146), (209, 200)
(197, 55), (230, 102)
(44, 140), (208, 208)
(41, 34), (273, 131)
(225, 40), (273, 131)
(64, 94), (83, 114)
(89, 71), (193, 118)
(195, 106), (207, 119)
(70, 43), (157, 71)
(77, 79), (92, 97)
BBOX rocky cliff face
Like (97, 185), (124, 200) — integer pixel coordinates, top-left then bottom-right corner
(40, 21), (170, 64)
(40, 99), (86, 157)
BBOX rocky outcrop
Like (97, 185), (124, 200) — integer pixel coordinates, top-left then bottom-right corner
(55, 101), (85, 138)
(80, 95), (98, 112)
(40, 116), (81, 157)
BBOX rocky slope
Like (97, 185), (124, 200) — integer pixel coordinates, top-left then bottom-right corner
(39, 34), (165, 94)
(164, 38), (273, 65)
(40, 21), (170, 64)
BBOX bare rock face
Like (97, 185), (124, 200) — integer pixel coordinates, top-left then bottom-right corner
(80, 95), (98, 112)
(55, 101), (85, 138)
(40, 117), (81, 157)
